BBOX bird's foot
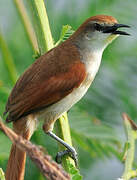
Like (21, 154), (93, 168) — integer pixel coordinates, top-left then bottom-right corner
(55, 148), (78, 167)
(46, 131), (78, 167)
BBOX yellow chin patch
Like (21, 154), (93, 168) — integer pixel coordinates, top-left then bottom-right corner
(106, 34), (119, 44)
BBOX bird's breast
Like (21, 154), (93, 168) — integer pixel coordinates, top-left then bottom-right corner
(38, 53), (102, 124)
(81, 49), (102, 78)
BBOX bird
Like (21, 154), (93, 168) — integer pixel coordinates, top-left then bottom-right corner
(4, 15), (130, 180)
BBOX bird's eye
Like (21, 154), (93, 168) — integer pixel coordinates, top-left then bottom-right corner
(94, 23), (103, 31)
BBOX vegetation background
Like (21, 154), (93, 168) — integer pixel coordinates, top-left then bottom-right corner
(0, 0), (137, 180)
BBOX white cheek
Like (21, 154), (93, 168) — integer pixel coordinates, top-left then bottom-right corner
(85, 31), (110, 51)
(92, 31), (109, 40)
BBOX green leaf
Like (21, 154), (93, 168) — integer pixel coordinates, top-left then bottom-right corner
(69, 106), (121, 159)
(66, 160), (82, 180)
(55, 25), (74, 46)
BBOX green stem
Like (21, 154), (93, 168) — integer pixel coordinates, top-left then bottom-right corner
(121, 113), (137, 180)
(27, 0), (75, 170)
(0, 32), (18, 84)
(55, 113), (75, 170)
(0, 168), (5, 180)
(13, 0), (38, 53)
(28, 0), (54, 54)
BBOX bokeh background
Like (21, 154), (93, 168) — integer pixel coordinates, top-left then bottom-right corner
(0, 0), (137, 180)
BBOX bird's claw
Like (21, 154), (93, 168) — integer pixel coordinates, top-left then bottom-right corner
(55, 148), (78, 167)
(55, 150), (69, 164)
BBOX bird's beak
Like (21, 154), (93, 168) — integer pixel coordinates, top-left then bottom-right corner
(103, 24), (130, 36)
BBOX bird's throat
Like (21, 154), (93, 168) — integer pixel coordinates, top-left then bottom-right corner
(77, 45), (103, 78)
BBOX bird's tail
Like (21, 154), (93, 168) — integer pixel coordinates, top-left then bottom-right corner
(5, 115), (37, 180)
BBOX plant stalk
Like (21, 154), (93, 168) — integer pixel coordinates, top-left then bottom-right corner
(55, 113), (75, 170)
(121, 113), (137, 180)
(0, 168), (5, 180)
(14, 0), (39, 53)
(27, 0), (75, 170)
(27, 0), (53, 54)
(0, 32), (18, 84)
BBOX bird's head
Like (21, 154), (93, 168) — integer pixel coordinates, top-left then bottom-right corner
(72, 15), (130, 51)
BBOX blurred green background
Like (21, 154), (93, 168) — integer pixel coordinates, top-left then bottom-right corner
(0, 0), (137, 180)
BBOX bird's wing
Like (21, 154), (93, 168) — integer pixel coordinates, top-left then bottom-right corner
(5, 43), (86, 122)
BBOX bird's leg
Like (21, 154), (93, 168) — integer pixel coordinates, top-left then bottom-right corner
(46, 131), (78, 166)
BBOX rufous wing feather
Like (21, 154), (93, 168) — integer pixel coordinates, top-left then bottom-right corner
(5, 41), (86, 122)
